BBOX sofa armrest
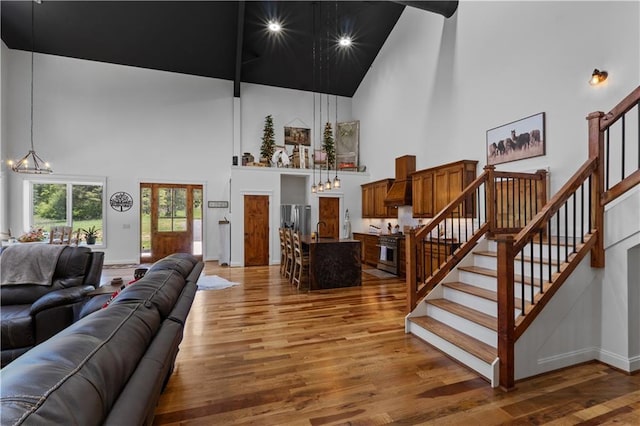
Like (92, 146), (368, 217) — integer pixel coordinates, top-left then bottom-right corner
(84, 251), (105, 287)
(30, 285), (94, 316)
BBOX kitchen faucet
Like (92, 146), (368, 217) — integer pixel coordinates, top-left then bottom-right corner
(316, 221), (326, 239)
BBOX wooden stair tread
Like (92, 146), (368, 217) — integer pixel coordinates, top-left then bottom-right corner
(408, 316), (496, 364)
(427, 298), (496, 331)
(443, 281), (497, 301)
(442, 281), (532, 313)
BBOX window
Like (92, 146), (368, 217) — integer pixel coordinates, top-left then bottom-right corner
(28, 179), (105, 246)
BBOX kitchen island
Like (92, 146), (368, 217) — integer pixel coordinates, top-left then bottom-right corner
(300, 236), (362, 290)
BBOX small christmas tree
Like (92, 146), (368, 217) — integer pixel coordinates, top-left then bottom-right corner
(260, 115), (276, 164)
(322, 122), (336, 169)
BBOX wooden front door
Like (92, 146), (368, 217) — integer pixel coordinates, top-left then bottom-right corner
(141, 183), (203, 263)
(244, 195), (269, 266)
(319, 197), (340, 239)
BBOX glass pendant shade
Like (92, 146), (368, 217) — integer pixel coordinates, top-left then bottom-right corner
(333, 175), (341, 188)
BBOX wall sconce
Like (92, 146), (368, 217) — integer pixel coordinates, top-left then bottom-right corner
(589, 69), (608, 86)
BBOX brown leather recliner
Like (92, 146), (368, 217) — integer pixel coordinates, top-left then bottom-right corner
(0, 245), (104, 367)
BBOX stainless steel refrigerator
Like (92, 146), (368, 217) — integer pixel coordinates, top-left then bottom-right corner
(280, 204), (311, 235)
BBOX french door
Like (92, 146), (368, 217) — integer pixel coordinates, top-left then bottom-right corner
(140, 183), (203, 263)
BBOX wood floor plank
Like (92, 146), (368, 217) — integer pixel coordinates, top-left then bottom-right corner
(152, 262), (640, 425)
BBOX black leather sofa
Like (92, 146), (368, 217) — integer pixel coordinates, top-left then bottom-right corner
(0, 252), (203, 426)
(0, 245), (104, 367)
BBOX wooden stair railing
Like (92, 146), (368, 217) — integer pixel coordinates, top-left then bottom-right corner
(406, 166), (547, 312)
(497, 85), (640, 390)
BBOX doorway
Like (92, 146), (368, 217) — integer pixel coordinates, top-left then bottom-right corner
(318, 196), (340, 239)
(244, 194), (269, 266)
(140, 183), (203, 263)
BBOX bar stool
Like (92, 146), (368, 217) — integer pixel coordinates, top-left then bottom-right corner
(284, 228), (294, 282)
(279, 228), (287, 277)
(292, 231), (309, 289)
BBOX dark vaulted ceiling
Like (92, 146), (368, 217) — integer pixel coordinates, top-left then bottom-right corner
(1, 1), (458, 97)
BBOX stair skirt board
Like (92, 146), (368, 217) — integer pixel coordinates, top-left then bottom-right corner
(406, 320), (500, 387)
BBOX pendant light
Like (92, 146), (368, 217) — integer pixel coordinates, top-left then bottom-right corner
(324, 95), (332, 191)
(333, 95), (341, 188)
(332, 2), (340, 189)
(10, 0), (52, 174)
(310, 3), (317, 193)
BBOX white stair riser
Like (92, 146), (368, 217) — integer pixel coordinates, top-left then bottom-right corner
(426, 304), (497, 347)
(460, 270), (543, 298)
(443, 287), (497, 317)
(473, 255), (553, 279)
(459, 270), (497, 291)
(407, 322), (495, 382)
(442, 287), (523, 318)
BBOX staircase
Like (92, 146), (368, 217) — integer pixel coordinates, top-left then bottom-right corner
(405, 86), (640, 389)
(406, 237), (567, 387)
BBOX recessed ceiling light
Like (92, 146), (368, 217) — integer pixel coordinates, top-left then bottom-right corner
(338, 36), (352, 48)
(267, 21), (282, 32)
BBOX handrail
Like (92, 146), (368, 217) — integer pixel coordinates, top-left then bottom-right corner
(600, 86), (640, 130)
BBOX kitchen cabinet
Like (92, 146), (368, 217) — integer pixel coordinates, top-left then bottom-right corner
(361, 179), (397, 219)
(411, 160), (477, 218)
(422, 239), (460, 278)
(412, 172), (434, 217)
(352, 233), (380, 267)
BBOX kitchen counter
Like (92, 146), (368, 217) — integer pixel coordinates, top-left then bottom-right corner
(300, 236), (361, 290)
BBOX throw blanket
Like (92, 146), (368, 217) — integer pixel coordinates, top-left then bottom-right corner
(1, 244), (66, 286)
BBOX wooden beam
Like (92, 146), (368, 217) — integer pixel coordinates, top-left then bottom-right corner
(233, 1), (245, 98)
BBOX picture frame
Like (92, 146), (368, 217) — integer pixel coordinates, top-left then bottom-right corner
(336, 120), (359, 170)
(486, 112), (545, 166)
(284, 126), (310, 146)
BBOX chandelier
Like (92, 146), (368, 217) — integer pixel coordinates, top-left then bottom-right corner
(10, 0), (52, 174)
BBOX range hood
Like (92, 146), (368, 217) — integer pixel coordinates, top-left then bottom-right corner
(384, 155), (416, 206)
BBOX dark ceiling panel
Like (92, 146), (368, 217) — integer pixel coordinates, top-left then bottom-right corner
(0, 1), (455, 97)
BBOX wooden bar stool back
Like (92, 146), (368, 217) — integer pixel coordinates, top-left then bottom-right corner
(284, 228), (295, 282)
(292, 231), (309, 289)
(279, 228), (287, 277)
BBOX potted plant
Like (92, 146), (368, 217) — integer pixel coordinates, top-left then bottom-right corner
(81, 226), (100, 245)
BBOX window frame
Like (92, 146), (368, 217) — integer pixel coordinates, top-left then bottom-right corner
(23, 176), (107, 248)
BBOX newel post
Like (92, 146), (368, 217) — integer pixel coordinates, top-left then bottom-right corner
(484, 165), (496, 238)
(406, 230), (417, 312)
(587, 111), (605, 268)
(496, 234), (515, 391)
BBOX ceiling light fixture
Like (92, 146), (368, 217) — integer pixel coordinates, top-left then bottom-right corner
(267, 20), (282, 32)
(10, 0), (52, 174)
(589, 69), (608, 86)
(338, 36), (352, 48)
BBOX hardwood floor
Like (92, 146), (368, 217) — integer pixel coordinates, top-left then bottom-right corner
(153, 262), (640, 425)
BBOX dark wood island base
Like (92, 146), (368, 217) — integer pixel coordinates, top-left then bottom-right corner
(300, 236), (362, 290)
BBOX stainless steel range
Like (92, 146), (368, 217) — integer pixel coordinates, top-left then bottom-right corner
(377, 234), (403, 275)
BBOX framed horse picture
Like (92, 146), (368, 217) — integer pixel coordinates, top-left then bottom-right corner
(487, 112), (545, 166)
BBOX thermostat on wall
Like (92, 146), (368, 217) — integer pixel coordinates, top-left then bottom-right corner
(208, 201), (229, 208)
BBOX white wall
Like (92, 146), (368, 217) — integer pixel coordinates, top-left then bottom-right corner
(229, 167), (369, 266)
(3, 48), (234, 263)
(354, 1), (639, 193)
(1, 45), (357, 264)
